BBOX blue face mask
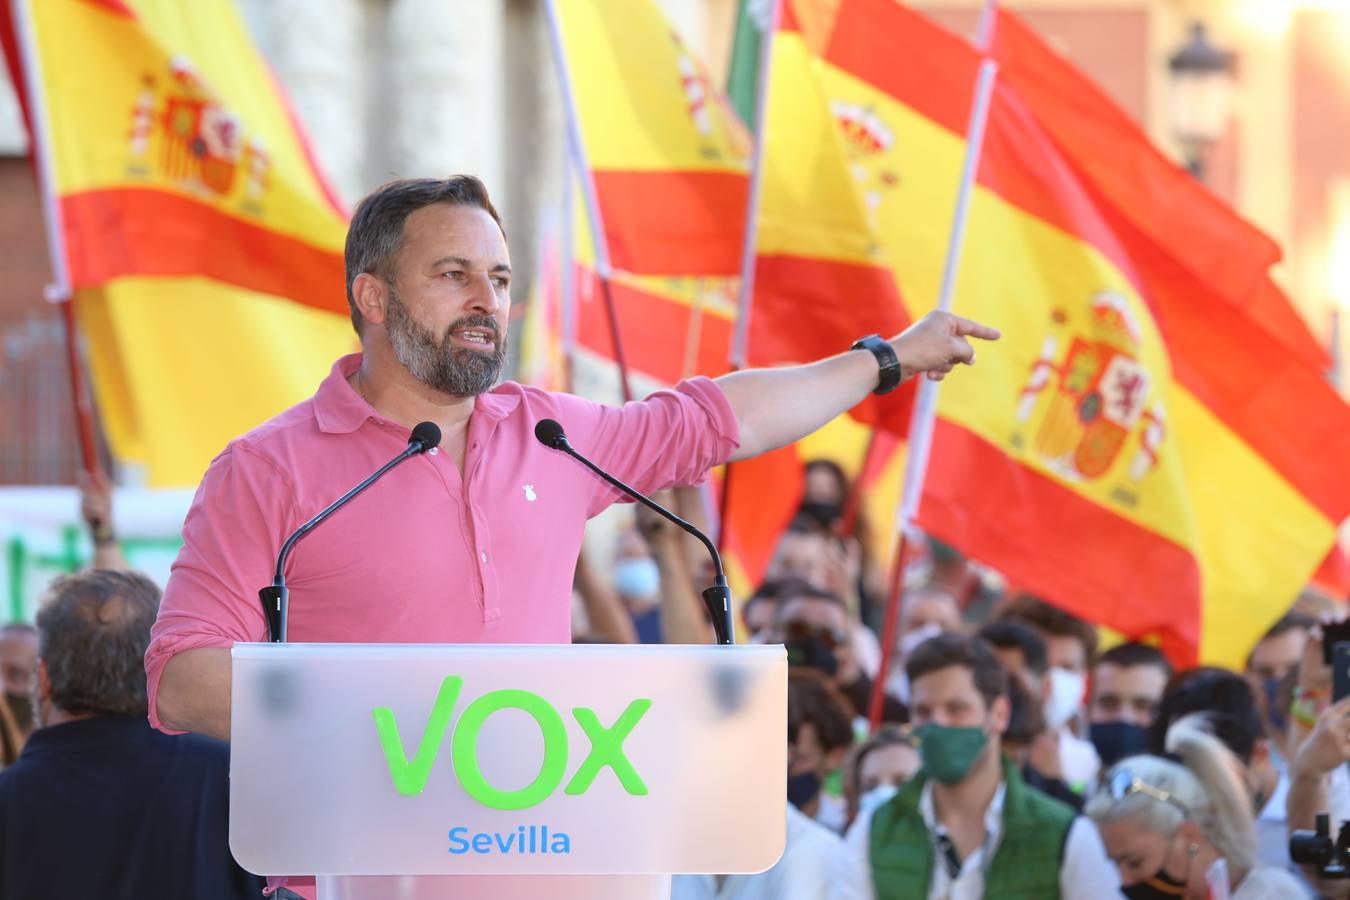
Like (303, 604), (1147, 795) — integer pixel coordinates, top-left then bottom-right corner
(614, 558), (660, 599)
(787, 770), (822, 810)
(1262, 675), (1288, 735)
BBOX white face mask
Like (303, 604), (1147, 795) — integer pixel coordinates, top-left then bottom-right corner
(1044, 667), (1086, 729)
(859, 782), (900, 816)
(898, 623), (943, 660)
(890, 624), (944, 705)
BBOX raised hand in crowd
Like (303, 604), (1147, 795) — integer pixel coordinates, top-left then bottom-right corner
(634, 489), (714, 645)
(78, 470), (129, 571)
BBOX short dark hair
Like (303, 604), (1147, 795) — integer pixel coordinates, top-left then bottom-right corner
(344, 175), (504, 335)
(788, 670), (855, 750)
(999, 594), (1098, 661)
(1002, 674), (1045, 746)
(850, 725), (916, 790)
(774, 578), (846, 613)
(1147, 667), (1262, 764)
(978, 620), (1048, 676)
(1260, 611), (1315, 643)
(1097, 641), (1172, 679)
(36, 570), (161, 717)
(905, 632), (1008, 709)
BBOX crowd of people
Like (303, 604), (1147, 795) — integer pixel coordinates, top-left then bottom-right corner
(0, 175), (1344, 900)
(574, 464), (1349, 900)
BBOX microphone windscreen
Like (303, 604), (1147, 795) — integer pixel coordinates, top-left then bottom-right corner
(534, 418), (567, 449)
(410, 421), (442, 451)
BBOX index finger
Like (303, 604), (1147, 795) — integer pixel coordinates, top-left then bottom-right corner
(952, 316), (1001, 341)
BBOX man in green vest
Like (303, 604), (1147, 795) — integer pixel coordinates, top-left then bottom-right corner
(831, 632), (1122, 899)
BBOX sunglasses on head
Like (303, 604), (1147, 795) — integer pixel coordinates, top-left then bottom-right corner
(1107, 768), (1189, 816)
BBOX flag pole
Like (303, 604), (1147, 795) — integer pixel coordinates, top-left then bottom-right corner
(542, 0), (635, 403)
(9, 0), (104, 482)
(728, 0), (780, 372)
(559, 147), (578, 394)
(719, 0), (782, 556)
(868, 7), (1001, 730)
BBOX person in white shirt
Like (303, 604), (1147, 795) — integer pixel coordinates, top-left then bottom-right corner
(832, 632), (1121, 900)
(671, 802), (843, 900)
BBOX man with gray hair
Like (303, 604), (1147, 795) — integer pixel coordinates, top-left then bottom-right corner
(0, 570), (263, 898)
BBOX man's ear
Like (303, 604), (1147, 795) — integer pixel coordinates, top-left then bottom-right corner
(990, 693), (1012, 735)
(352, 272), (390, 329)
(37, 658), (51, 705)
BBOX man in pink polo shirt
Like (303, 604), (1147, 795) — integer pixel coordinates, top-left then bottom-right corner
(146, 175), (996, 895)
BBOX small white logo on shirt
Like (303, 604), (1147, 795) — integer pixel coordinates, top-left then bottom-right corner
(523, 485), (537, 502)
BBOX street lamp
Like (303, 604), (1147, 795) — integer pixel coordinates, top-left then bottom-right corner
(1167, 22), (1235, 181)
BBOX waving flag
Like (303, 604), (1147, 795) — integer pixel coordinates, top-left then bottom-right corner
(551, 0), (751, 276)
(2, 0), (355, 486)
(803, 0), (1350, 666)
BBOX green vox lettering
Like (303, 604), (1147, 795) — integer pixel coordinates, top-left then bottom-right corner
(370, 676), (652, 810)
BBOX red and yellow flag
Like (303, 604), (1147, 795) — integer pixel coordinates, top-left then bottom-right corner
(551, 0), (750, 276)
(987, 8), (1328, 368)
(804, 0), (1350, 666)
(2, 0), (354, 486)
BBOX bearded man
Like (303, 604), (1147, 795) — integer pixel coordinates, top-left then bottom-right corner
(147, 175), (998, 897)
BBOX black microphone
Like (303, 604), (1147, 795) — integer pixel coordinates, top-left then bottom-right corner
(258, 421), (441, 642)
(534, 418), (735, 645)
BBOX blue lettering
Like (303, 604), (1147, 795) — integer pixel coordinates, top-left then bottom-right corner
(445, 825), (572, 854)
(448, 826), (469, 854)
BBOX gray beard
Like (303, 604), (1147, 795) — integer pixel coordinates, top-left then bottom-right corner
(385, 287), (506, 397)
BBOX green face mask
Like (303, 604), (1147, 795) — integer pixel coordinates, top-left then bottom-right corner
(914, 723), (988, 785)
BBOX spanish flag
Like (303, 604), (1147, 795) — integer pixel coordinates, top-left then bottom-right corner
(805, 0), (1350, 666)
(2, 0), (354, 486)
(551, 0), (750, 276)
(987, 7), (1329, 367)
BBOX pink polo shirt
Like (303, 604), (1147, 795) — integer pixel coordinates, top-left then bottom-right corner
(145, 353), (740, 734)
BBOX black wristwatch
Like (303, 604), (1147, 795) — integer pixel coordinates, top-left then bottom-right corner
(851, 334), (902, 395)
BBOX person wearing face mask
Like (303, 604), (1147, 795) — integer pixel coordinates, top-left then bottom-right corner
(1146, 668), (1290, 878)
(883, 585), (962, 706)
(607, 528), (665, 643)
(844, 726), (922, 829)
(773, 580), (908, 725)
(1243, 612), (1312, 758)
(832, 633), (1120, 900)
(1085, 714), (1308, 899)
(1089, 643), (1172, 767)
(0, 569), (264, 899)
(0, 623), (38, 745)
(998, 596), (1102, 795)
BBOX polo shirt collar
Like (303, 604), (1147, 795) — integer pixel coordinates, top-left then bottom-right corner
(313, 353), (522, 435)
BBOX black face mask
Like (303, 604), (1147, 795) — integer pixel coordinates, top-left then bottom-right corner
(787, 770), (822, 810)
(5, 692), (33, 732)
(784, 634), (839, 678)
(798, 501), (843, 529)
(1089, 721), (1150, 767)
(1122, 868), (1186, 900)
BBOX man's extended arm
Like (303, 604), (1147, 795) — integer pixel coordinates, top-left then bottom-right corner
(716, 311), (999, 460)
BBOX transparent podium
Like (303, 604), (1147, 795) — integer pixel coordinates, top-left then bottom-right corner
(230, 642), (787, 899)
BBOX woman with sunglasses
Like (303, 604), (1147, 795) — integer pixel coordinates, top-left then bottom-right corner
(1084, 714), (1308, 899)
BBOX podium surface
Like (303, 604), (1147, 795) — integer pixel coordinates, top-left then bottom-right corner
(230, 642), (786, 883)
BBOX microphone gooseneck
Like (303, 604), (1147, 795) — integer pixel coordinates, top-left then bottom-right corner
(534, 418), (735, 645)
(259, 421), (441, 643)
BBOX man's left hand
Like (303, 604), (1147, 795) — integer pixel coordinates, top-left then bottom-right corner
(892, 311), (1001, 382)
